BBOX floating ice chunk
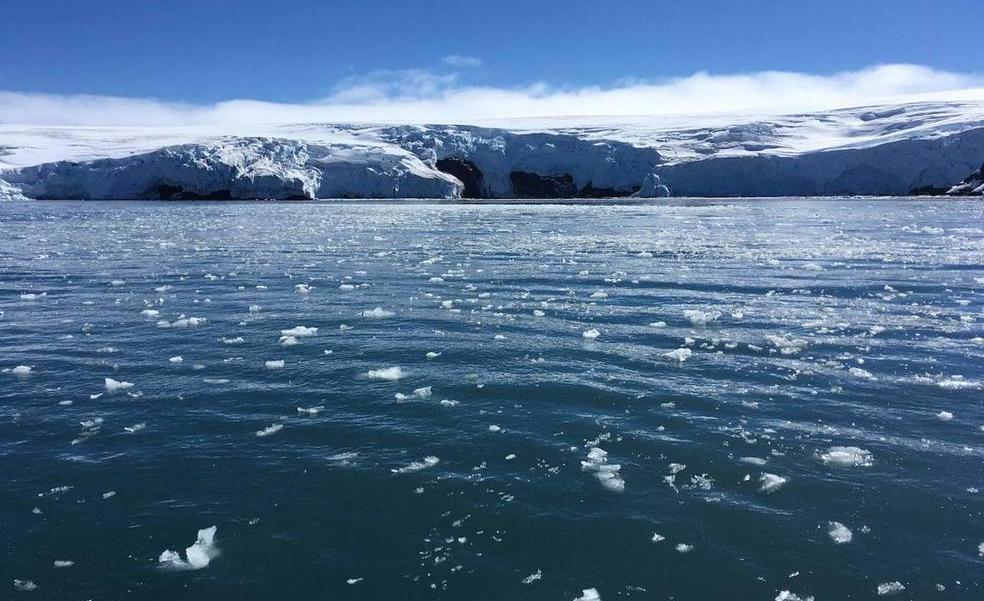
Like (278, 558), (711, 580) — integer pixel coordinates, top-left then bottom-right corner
(574, 588), (601, 601)
(820, 446), (873, 467)
(265, 360), (285, 369)
(522, 569), (542, 584)
(675, 543), (693, 553)
(169, 356), (183, 363)
(391, 456), (440, 474)
(361, 307), (395, 318)
(937, 376), (979, 390)
(937, 411), (954, 421)
(978, 541), (984, 557)
(256, 424), (283, 437)
(759, 473), (788, 494)
(339, 284), (355, 291)
(649, 321), (667, 327)
(346, 578), (363, 585)
(295, 283), (311, 294)
(367, 366), (404, 381)
(20, 292), (46, 300)
(413, 386), (432, 399)
(440, 399), (459, 407)
(11, 365), (32, 375)
(589, 291), (608, 299)
(141, 309), (160, 318)
(297, 406), (324, 415)
(664, 348), (692, 362)
(775, 592), (813, 601)
(159, 526), (219, 571)
(488, 425), (501, 432)
(53, 560), (73, 568)
(533, 309), (545, 317)
(651, 533), (666, 543)
(280, 336), (299, 346)
(169, 316), (206, 328)
(124, 423), (146, 433)
(876, 581), (905, 596)
(684, 309), (721, 326)
(102, 491), (116, 499)
(494, 334), (506, 340)
(848, 367), (876, 380)
(13, 580), (38, 591)
(581, 447), (624, 492)
(765, 334), (808, 355)
(582, 328), (601, 340)
(426, 352), (441, 359)
(104, 378), (134, 392)
(221, 336), (245, 345)
(740, 456), (768, 466)
(828, 522), (852, 544)
(281, 326), (318, 337)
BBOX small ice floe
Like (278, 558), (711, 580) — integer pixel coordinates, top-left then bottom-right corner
(978, 541), (984, 557)
(256, 424), (283, 437)
(295, 283), (311, 294)
(346, 578), (363, 585)
(876, 581), (905, 596)
(11, 365), (32, 375)
(297, 406), (324, 415)
(581, 447), (624, 492)
(124, 423), (146, 433)
(391, 456), (440, 474)
(221, 336), (245, 345)
(140, 309), (160, 318)
(827, 522), (853, 544)
(775, 592), (813, 601)
(494, 334), (507, 340)
(412, 386), (432, 399)
(20, 292), (46, 300)
(361, 307), (395, 318)
(820, 446), (873, 467)
(649, 321), (667, 328)
(13, 579), (38, 591)
(522, 569), (542, 584)
(367, 366), (404, 381)
(168, 356), (183, 364)
(164, 316), (206, 328)
(102, 491), (116, 500)
(53, 560), (73, 568)
(651, 533), (666, 543)
(488, 425), (502, 432)
(740, 457), (768, 466)
(764, 334), (808, 355)
(280, 336), (299, 346)
(582, 328), (601, 340)
(936, 411), (954, 422)
(590, 291), (608, 299)
(533, 309), (545, 317)
(683, 309), (721, 326)
(426, 352), (441, 359)
(937, 376), (980, 390)
(158, 526), (220, 571)
(675, 543), (693, 553)
(265, 360), (285, 369)
(758, 473), (788, 494)
(104, 378), (134, 392)
(281, 326), (317, 337)
(574, 588), (601, 601)
(848, 367), (876, 380)
(664, 348), (692, 362)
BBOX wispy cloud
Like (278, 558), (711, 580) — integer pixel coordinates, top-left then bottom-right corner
(1, 64), (981, 127)
(441, 54), (482, 69)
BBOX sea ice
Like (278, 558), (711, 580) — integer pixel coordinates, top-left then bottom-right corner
(281, 325), (318, 337)
(104, 377), (134, 392)
(582, 328), (601, 340)
(368, 367), (404, 381)
(361, 307), (395, 318)
(827, 521), (853, 544)
(664, 348), (692, 362)
(820, 446), (873, 467)
(759, 473), (788, 494)
(876, 581), (905, 596)
(265, 360), (285, 369)
(256, 424), (283, 437)
(574, 588), (601, 601)
(391, 456), (440, 474)
(159, 526), (220, 571)
(11, 365), (31, 375)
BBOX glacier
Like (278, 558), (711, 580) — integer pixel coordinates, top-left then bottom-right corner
(1, 98), (983, 200)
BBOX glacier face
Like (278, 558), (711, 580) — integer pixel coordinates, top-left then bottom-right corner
(1, 99), (984, 200)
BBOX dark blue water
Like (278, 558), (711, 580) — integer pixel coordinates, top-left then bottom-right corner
(1, 199), (982, 600)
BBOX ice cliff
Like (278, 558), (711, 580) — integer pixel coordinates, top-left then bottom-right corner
(2, 99), (983, 200)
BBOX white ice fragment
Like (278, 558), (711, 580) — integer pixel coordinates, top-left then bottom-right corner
(265, 360), (285, 369)
(141, 309), (160, 318)
(361, 307), (395, 318)
(104, 377), (134, 392)
(759, 473), (787, 494)
(675, 543), (693, 553)
(53, 560), (73, 568)
(169, 356), (183, 363)
(828, 521), (853, 544)
(158, 526), (219, 571)
(413, 386), (432, 399)
(820, 446), (873, 467)
(936, 411), (954, 421)
(589, 291), (608, 299)
(683, 308), (721, 326)
(582, 328), (601, 340)
(574, 588), (601, 601)
(124, 423), (146, 433)
(11, 365), (31, 375)
(876, 581), (905, 596)
(280, 336), (299, 346)
(391, 456), (440, 474)
(256, 424), (283, 437)
(367, 366), (404, 381)
(297, 406), (324, 415)
(13, 580), (38, 591)
(281, 326), (318, 337)
(649, 321), (667, 327)
(651, 533), (665, 543)
(522, 569), (542, 584)
(664, 348), (692, 362)
(775, 592), (814, 601)
(426, 352), (441, 359)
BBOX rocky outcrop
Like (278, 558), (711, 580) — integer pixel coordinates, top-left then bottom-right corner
(946, 162), (984, 196)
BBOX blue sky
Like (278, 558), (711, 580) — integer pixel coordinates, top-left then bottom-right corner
(0, 0), (982, 125)
(1, 0), (980, 103)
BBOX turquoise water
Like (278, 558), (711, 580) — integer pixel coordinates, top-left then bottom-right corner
(1, 199), (982, 600)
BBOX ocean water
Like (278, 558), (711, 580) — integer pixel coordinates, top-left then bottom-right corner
(1, 199), (982, 600)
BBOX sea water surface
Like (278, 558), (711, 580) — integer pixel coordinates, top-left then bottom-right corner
(1, 199), (982, 600)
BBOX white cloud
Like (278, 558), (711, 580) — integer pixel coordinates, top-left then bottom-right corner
(441, 54), (482, 69)
(1, 64), (981, 127)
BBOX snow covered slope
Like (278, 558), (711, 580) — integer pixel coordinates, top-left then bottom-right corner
(2, 98), (983, 199)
